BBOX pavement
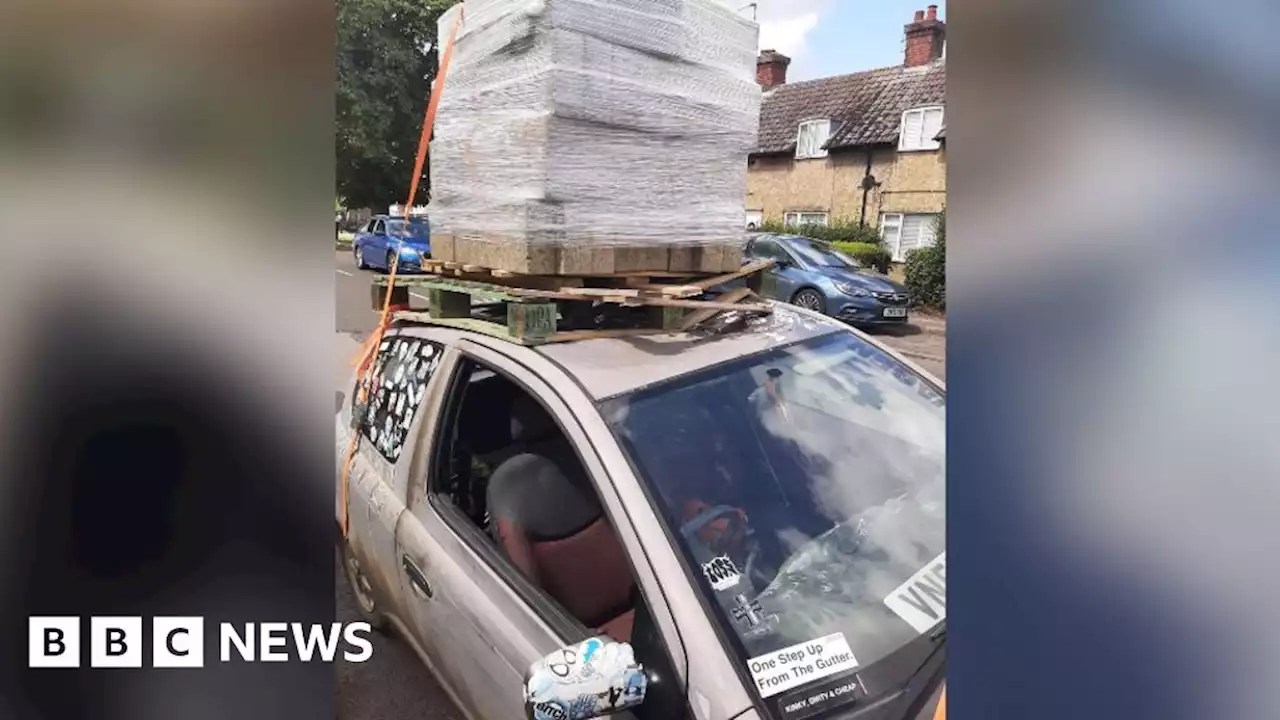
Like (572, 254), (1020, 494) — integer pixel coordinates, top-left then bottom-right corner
(331, 250), (945, 719)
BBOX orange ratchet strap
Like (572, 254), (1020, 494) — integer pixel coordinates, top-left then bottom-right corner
(339, 3), (465, 539)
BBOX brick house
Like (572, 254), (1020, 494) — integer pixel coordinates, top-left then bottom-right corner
(746, 6), (946, 262)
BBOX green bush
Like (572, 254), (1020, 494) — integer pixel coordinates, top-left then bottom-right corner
(832, 242), (892, 274)
(904, 211), (946, 310)
(758, 219), (884, 246)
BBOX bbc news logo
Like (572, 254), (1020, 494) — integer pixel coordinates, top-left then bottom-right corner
(28, 617), (373, 668)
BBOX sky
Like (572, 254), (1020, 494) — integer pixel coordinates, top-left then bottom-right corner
(726, 0), (948, 82)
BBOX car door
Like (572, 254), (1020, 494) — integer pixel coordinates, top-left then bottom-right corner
(395, 340), (696, 720)
(341, 332), (452, 620)
(368, 219), (389, 269)
(748, 236), (805, 300)
(391, 344), (565, 720)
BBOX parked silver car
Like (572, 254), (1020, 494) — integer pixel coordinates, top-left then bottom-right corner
(336, 302), (946, 720)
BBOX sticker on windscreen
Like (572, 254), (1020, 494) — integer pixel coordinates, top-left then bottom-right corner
(730, 593), (779, 639)
(776, 670), (866, 720)
(747, 633), (859, 698)
(701, 555), (742, 591)
(883, 552), (946, 633)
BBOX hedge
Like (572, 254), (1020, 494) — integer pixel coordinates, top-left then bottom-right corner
(903, 212), (946, 310)
(758, 219), (884, 246)
(832, 242), (892, 274)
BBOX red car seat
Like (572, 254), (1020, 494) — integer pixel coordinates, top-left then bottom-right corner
(487, 395), (636, 641)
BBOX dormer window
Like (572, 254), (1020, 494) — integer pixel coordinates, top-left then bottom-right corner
(796, 119), (832, 160)
(898, 106), (944, 151)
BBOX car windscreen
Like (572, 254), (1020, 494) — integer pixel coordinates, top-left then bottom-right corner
(387, 219), (429, 239)
(600, 332), (944, 704)
(785, 238), (859, 269)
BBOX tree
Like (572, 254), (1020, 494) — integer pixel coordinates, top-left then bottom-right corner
(337, 0), (457, 212)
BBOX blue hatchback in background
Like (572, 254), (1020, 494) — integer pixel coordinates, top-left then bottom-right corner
(744, 233), (912, 327)
(353, 215), (431, 273)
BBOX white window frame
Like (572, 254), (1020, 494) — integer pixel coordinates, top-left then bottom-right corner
(795, 119), (832, 160)
(880, 212), (938, 261)
(897, 106), (945, 152)
(744, 211), (764, 230)
(784, 212), (830, 228)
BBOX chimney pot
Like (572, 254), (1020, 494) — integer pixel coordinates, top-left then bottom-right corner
(756, 50), (791, 90)
(913, 9), (925, 22)
(927, 5), (937, 20)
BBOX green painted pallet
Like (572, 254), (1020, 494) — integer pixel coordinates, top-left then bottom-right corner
(372, 275), (559, 343)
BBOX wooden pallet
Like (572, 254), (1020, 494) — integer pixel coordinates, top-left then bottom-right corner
(371, 260), (777, 345)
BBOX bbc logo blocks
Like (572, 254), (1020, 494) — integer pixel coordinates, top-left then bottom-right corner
(28, 617), (80, 668)
(91, 617), (143, 668)
(29, 617), (204, 668)
(153, 617), (204, 668)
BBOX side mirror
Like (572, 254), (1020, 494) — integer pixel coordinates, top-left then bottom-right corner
(524, 637), (648, 720)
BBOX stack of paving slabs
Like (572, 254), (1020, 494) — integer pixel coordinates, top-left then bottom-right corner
(429, 0), (760, 276)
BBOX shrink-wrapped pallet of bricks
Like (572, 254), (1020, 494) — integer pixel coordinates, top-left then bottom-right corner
(428, 0), (760, 275)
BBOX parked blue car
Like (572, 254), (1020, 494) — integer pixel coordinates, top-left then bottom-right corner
(744, 233), (912, 327)
(353, 215), (431, 273)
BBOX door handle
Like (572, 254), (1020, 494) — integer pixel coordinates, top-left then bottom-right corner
(401, 555), (433, 599)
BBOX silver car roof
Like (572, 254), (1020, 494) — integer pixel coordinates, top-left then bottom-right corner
(533, 304), (844, 401)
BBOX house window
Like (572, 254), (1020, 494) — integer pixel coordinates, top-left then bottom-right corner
(795, 119), (832, 160)
(898, 106), (944, 152)
(784, 212), (829, 228)
(880, 212), (939, 261)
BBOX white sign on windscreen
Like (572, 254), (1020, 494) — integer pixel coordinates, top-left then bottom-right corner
(882, 552), (946, 634)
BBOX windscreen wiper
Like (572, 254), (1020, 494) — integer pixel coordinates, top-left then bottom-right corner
(907, 622), (947, 683)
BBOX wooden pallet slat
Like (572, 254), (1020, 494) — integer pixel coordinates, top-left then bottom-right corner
(679, 287), (756, 331)
(374, 258), (775, 345)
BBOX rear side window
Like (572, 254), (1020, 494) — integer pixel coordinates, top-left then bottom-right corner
(360, 336), (446, 462)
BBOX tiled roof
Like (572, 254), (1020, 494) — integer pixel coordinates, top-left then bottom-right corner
(754, 58), (946, 154)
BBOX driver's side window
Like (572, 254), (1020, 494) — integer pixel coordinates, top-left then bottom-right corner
(427, 357), (689, 719)
(372, 219), (385, 235)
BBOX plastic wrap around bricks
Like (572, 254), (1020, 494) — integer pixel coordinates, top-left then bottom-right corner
(428, 0), (761, 275)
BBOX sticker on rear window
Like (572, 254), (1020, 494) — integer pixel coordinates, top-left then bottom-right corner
(747, 633), (859, 698)
(883, 552), (946, 633)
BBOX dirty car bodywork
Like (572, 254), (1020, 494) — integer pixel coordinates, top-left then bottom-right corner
(336, 303), (946, 720)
